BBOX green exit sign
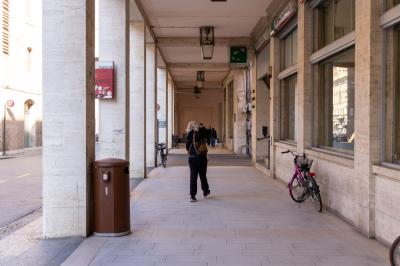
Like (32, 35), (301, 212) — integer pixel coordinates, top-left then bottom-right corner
(230, 46), (247, 64)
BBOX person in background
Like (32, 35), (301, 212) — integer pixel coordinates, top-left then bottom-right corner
(186, 121), (210, 202)
(199, 123), (206, 137)
(210, 128), (217, 147)
(206, 126), (212, 145)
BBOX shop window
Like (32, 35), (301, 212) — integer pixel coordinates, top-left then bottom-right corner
(227, 81), (234, 139)
(280, 74), (297, 141)
(280, 28), (298, 70)
(396, 28), (400, 163)
(385, 26), (400, 163)
(314, 47), (355, 153)
(386, 0), (400, 11)
(313, 0), (355, 51)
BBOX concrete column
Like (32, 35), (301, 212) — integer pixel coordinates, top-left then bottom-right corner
(233, 70), (247, 154)
(97, 0), (129, 160)
(296, 3), (313, 152)
(174, 85), (179, 138)
(129, 22), (146, 178)
(269, 37), (280, 179)
(167, 75), (173, 149)
(146, 43), (156, 167)
(354, 0), (382, 237)
(157, 67), (167, 144)
(42, 0), (95, 237)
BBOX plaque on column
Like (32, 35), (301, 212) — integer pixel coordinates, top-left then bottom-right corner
(95, 61), (114, 99)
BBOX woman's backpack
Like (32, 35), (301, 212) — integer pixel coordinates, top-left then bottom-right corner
(192, 131), (208, 155)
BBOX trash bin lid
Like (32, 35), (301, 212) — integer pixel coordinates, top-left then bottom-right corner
(93, 158), (129, 168)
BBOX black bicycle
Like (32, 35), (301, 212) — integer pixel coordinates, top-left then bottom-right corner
(156, 143), (167, 168)
(391, 235), (400, 266)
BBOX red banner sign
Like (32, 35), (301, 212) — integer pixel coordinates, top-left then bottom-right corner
(95, 61), (114, 99)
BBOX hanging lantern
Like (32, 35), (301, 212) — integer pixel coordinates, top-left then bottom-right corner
(200, 26), (215, 60)
(196, 71), (205, 88)
(194, 86), (201, 99)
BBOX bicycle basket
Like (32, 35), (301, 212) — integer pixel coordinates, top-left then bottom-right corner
(296, 157), (313, 169)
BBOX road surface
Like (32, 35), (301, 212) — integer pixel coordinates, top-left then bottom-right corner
(0, 152), (42, 228)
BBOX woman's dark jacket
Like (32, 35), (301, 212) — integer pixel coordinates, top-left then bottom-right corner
(186, 130), (206, 156)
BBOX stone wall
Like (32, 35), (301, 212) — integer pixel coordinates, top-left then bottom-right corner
(251, 0), (400, 246)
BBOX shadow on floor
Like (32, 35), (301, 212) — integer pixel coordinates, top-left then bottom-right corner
(167, 154), (252, 166)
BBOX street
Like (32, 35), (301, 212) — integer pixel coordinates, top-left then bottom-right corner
(0, 152), (42, 228)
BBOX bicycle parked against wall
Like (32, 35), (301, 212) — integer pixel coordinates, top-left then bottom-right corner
(281, 150), (322, 212)
(156, 143), (167, 168)
(390, 235), (400, 266)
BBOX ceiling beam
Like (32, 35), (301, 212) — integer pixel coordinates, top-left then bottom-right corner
(157, 37), (251, 47)
(134, 0), (177, 85)
(167, 63), (230, 71)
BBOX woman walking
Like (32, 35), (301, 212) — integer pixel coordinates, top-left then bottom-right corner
(186, 121), (210, 202)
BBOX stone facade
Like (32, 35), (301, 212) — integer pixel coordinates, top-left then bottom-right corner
(250, 0), (400, 246)
(96, 0), (130, 160)
(42, 0), (95, 238)
(223, 69), (248, 154)
(129, 21), (146, 178)
(0, 0), (42, 153)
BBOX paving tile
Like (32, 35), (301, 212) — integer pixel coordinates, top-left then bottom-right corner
(209, 263), (262, 266)
(113, 255), (166, 263)
(146, 248), (195, 256)
(62, 165), (389, 265)
(165, 255), (217, 263)
(216, 255), (269, 264)
(155, 263), (206, 266)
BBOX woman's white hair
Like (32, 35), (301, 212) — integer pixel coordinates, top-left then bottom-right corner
(186, 121), (199, 132)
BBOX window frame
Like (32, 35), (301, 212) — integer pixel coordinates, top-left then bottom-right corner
(280, 74), (297, 142)
(279, 27), (298, 71)
(389, 26), (400, 164)
(312, 0), (355, 52)
(312, 47), (355, 155)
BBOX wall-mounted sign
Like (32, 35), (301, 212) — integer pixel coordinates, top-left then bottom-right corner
(6, 99), (14, 108)
(95, 61), (114, 99)
(230, 47), (247, 64)
(270, 1), (297, 37)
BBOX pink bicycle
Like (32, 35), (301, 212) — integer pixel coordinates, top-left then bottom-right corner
(281, 150), (322, 212)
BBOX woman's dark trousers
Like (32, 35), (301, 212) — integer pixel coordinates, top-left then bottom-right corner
(189, 155), (209, 197)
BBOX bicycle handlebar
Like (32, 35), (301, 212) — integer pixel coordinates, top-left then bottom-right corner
(281, 149), (300, 157)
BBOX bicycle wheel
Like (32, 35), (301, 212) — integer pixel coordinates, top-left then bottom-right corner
(288, 175), (307, 203)
(390, 235), (400, 266)
(307, 175), (322, 212)
(161, 154), (167, 168)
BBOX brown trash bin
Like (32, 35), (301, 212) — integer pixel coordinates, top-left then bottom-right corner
(93, 158), (130, 236)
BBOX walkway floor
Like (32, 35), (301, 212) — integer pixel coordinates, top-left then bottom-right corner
(63, 165), (389, 266)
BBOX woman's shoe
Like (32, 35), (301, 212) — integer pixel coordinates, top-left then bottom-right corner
(190, 196), (197, 202)
(203, 190), (210, 197)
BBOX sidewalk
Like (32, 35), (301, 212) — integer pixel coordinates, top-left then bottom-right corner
(63, 166), (389, 266)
